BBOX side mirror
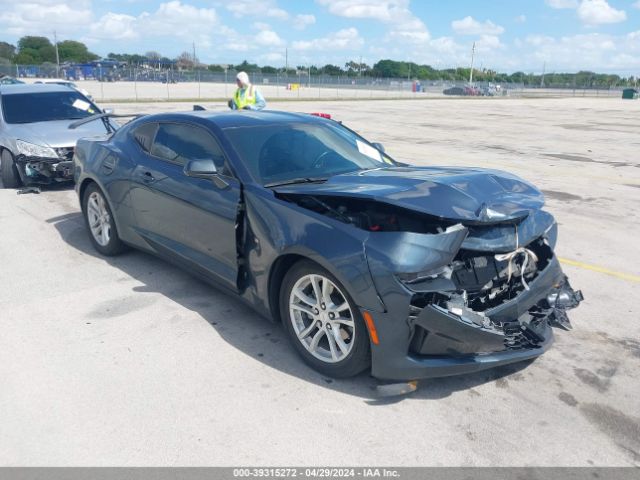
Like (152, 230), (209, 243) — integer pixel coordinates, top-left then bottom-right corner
(184, 158), (217, 178)
(184, 158), (229, 188)
(372, 142), (385, 153)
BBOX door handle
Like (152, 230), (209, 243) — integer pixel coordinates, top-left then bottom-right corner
(141, 171), (155, 184)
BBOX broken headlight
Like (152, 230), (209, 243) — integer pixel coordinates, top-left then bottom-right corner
(16, 140), (58, 159)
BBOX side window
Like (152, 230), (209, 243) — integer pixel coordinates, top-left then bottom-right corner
(132, 122), (158, 153)
(150, 123), (229, 174)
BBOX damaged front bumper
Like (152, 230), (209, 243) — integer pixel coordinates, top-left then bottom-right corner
(15, 151), (74, 185)
(364, 223), (583, 381)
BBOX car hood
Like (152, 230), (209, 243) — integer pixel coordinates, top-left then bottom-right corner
(4, 120), (110, 148)
(273, 166), (545, 223)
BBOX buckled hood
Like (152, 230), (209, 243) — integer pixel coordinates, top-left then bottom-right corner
(273, 166), (545, 223)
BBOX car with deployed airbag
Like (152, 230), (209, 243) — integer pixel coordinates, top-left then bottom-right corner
(72, 110), (582, 381)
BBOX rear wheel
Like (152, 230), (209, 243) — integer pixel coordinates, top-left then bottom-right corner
(280, 260), (370, 378)
(82, 183), (126, 256)
(1, 149), (21, 188)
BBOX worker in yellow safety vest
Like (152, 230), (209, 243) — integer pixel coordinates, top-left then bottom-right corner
(228, 71), (266, 110)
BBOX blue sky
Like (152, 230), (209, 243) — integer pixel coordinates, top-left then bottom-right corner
(1, 0), (639, 74)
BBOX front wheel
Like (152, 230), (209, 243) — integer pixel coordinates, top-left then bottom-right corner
(82, 183), (126, 256)
(1, 149), (22, 188)
(280, 261), (371, 378)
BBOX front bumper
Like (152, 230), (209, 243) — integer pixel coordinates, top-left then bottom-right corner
(15, 154), (74, 185)
(366, 256), (579, 381)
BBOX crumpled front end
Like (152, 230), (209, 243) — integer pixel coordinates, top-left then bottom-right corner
(363, 209), (583, 381)
(275, 191), (583, 381)
(15, 147), (75, 186)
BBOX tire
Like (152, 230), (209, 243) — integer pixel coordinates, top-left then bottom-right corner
(1, 149), (22, 188)
(280, 260), (371, 378)
(82, 183), (126, 256)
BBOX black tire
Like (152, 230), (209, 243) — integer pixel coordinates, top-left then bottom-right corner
(280, 260), (371, 378)
(82, 183), (126, 256)
(1, 149), (22, 188)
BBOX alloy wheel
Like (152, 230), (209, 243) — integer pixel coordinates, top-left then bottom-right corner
(288, 273), (355, 363)
(86, 191), (111, 247)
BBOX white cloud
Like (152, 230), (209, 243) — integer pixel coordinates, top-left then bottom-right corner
(633, 1), (640, 9)
(451, 16), (505, 35)
(577, 0), (626, 24)
(317, 0), (430, 43)
(88, 2), (219, 49)
(260, 52), (285, 63)
(515, 15), (527, 23)
(545, 0), (579, 8)
(255, 30), (285, 47)
(292, 27), (363, 51)
(226, 0), (289, 20)
(519, 32), (639, 72)
(89, 13), (138, 40)
(253, 22), (271, 31)
(476, 35), (504, 51)
(293, 14), (316, 30)
(0, 0), (93, 36)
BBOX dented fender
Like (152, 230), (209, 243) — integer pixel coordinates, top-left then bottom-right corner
(364, 225), (468, 304)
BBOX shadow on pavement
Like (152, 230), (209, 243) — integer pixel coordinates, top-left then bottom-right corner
(46, 210), (535, 402)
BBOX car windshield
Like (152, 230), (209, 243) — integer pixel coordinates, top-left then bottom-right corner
(1, 91), (99, 124)
(223, 121), (396, 185)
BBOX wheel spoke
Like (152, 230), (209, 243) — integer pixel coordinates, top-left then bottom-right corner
(310, 275), (322, 305)
(102, 224), (110, 244)
(326, 329), (339, 360)
(333, 318), (354, 328)
(332, 327), (350, 355)
(297, 321), (317, 340)
(321, 278), (332, 304)
(330, 301), (348, 313)
(293, 287), (316, 308)
(309, 329), (325, 353)
(88, 198), (100, 216)
(291, 303), (315, 317)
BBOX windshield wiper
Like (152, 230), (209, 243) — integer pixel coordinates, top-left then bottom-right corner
(264, 177), (328, 188)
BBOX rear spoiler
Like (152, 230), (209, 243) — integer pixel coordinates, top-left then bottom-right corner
(68, 112), (146, 133)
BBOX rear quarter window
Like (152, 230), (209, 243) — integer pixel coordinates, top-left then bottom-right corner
(132, 122), (158, 152)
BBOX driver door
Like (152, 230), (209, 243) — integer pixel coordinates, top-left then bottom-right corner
(129, 121), (241, 291)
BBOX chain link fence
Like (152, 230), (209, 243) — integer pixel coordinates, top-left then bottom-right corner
(1, 64), (626, 101)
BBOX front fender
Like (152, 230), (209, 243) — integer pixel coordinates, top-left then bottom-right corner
(242, 186), (386, 316)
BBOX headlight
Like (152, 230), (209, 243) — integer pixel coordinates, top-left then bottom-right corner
(16, 140), (58, 159)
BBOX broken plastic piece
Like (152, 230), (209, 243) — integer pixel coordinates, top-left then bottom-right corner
(17, 186), (41, 195)
(376, 380), (418, 397)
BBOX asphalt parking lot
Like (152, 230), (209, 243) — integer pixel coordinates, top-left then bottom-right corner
(1, 97), (639, 466)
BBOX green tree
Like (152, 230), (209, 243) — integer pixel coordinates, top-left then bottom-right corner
(0, 41), (16, 61)
(321, 64), (343, 76)
(234, 60), (260, 72)
(57, 40), (98, 63)
(15, 36), (56, 64)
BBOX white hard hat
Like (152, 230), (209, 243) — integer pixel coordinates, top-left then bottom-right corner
(236, 71), (249, 85)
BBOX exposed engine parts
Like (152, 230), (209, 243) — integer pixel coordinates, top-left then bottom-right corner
(277, 193), (453, 234)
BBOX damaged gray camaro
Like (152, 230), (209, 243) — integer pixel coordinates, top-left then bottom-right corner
(73, 110), (583, 381)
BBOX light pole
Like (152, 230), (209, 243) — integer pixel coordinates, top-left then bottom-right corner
(54, 31), (60, 78)
(469, 42), (476, 85)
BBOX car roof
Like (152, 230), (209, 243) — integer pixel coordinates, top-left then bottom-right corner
(35, 79), (73, 84)
(0, 83), (76, 95)
(139, 110), (328, 129)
